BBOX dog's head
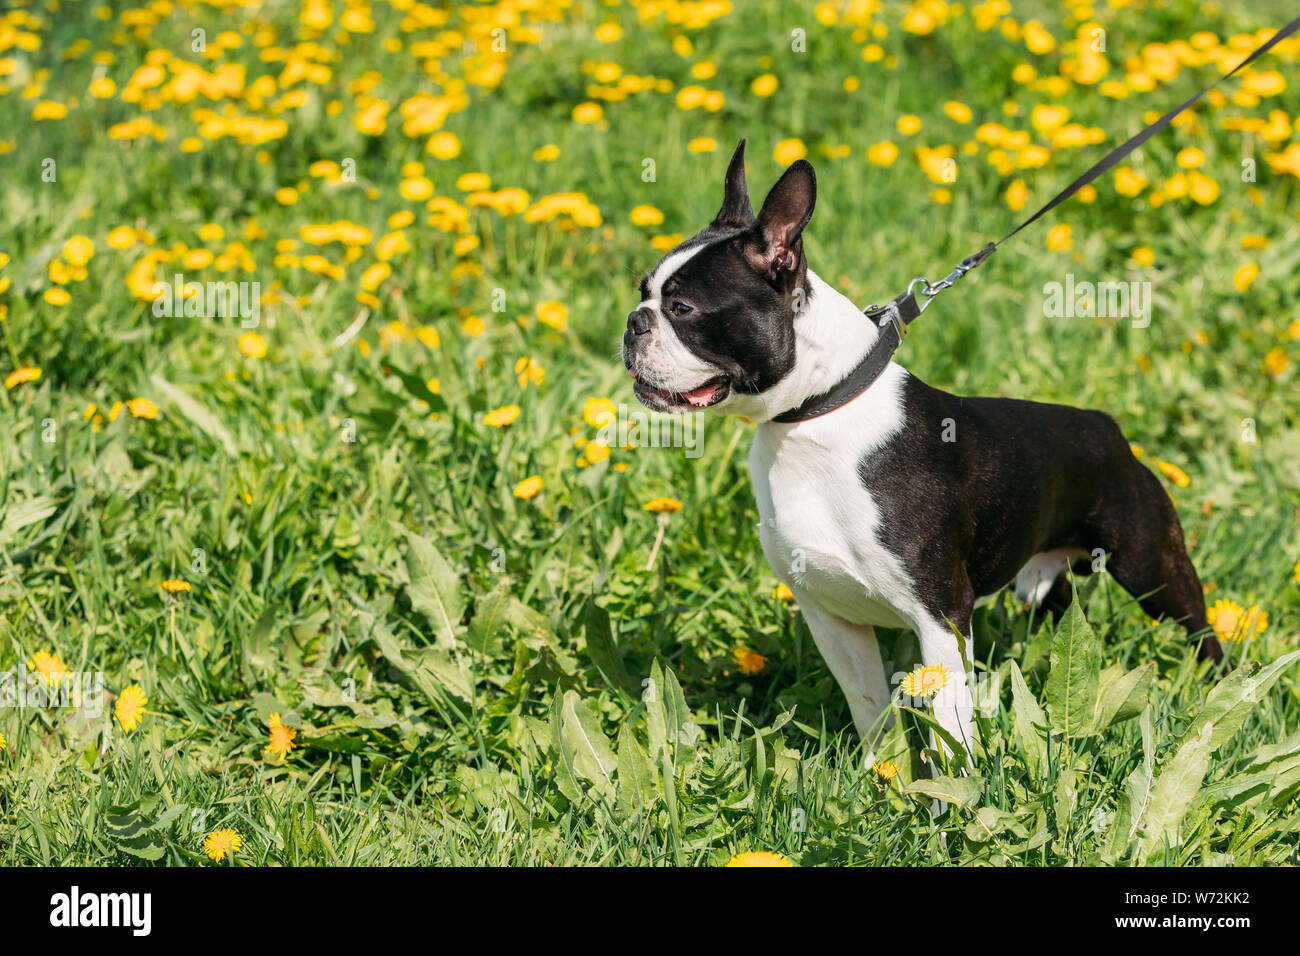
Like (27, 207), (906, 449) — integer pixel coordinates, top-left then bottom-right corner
(622, 139), (816, 415)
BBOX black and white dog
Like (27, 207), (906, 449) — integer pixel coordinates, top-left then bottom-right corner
(622, 140), (1221, 755)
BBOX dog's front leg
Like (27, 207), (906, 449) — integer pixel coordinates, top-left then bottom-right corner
(915, 614), (978, 764)
(795, 596), (891, 744)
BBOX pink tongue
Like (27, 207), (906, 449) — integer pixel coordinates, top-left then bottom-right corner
(683, 383), (719, 407)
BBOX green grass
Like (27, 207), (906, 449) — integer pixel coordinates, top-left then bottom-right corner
(1, 0), (1298, 866)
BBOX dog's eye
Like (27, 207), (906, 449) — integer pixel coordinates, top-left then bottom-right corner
(669, 302), (693, 317)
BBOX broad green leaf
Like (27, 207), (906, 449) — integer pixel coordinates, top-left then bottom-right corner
(1045, 601), (1101, 738)
(554, 690), (617, 801)
(414, 647), (472, 702)
(1199, 753), (1300, 809)
(617, 723), (658, 815)
(644, 659), (669, 767)
(1176, 649), (1300, 753)
(1054, 767), (1078, 836)
(466, 580), (511, 657)
(966, 806), (1030, 845)
(659, 663), (701, 750)
(903, 774), (984, 809)
(1090, 662), (1154, 733)
(548, 694), (583, 803)
(1009, 661), (1047, 779)
(0, 495), (59, 546)
(398, 525), (464, 649)
(117, 836), (166, 860)
(1122, 705), (1157, 851)
(363, 609), (469, 702)
(1137, 722), (1215, 862)
(584, 596), (635, 695)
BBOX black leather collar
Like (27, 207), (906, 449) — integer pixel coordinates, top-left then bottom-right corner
(770, 290), (923, 424)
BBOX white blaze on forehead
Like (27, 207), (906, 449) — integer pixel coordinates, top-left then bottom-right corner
(641, 239), (711, 307)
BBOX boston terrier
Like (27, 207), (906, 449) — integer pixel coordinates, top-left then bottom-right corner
(622, 139), (1222, 757)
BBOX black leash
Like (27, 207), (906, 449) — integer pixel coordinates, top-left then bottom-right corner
(774, 12), (1300, 424)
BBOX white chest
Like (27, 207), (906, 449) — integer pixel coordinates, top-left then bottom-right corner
(747, 364), (921, 630)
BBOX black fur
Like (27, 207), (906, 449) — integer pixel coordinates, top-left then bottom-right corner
(858, 374), (1221, 663)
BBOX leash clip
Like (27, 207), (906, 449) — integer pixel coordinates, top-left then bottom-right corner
(912, 242), (997, 315)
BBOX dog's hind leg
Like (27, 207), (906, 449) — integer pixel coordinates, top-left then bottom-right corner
(1094, 465), (1222, 664)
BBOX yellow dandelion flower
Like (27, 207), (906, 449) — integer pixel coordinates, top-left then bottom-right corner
(688, 137), (717, 154)
(773, 138), (806, 165)
(1263, 347), (1289, 378)
(44, 288), (71, 306)
(28, 651), (70, 687)
(944, 101), (972, 124)
(1005, 178), (1028, 212)
(1156, 460), (1190, 487)
(536, 300), (568, 332)
(456, 172), (491, 192)
(1046, 224), (1072, 251)
(5, 366), (42, 389)
(533, 143), (560, 162)
(62, 235), (94, 267)
(900, 664), (951, 699)
(484, 405), (520, 428)
(514, 356), (544, 387)
(725, 851), (793, 867)
(583, 397), (616, 429)
(115, 685), (147, 733)
(1233, 263), (1259, 293)
(265, 712), (297, 761)
(644, 497), (683, 514)
(773, 583), (794, 602)
(873, 760), (899, 781)
(159, 579), (191, 594)
(629, 205), (664, 227)
(866, 141), (898, 167)
(751, 73), (778, 97)
(399, 177), (434, 202)
(514, 476), (543, 500)
(126, 397), (158, 419)
(896, 114), (922, 136)
(238, 332), (267, 359)
(732, 646), (769, 675)
(106, 225), (136, 249)
(1114, 166), (1147, 197)
(572, 102), (603, 124)
(1206, 599), (1268, 643)
(203, 829), (242, 862)
(427, 132), (461, 160)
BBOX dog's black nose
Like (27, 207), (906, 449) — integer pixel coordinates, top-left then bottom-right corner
(627, 308), (652, 336)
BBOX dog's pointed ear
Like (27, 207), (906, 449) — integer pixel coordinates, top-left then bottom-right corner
(711, 138), (754, 228)
(746, 159), (816, 277)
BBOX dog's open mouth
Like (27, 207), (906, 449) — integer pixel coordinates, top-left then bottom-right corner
(631, 374), (730, 412)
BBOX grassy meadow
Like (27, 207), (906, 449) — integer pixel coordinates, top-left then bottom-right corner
(1, 0), (1299, 866)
